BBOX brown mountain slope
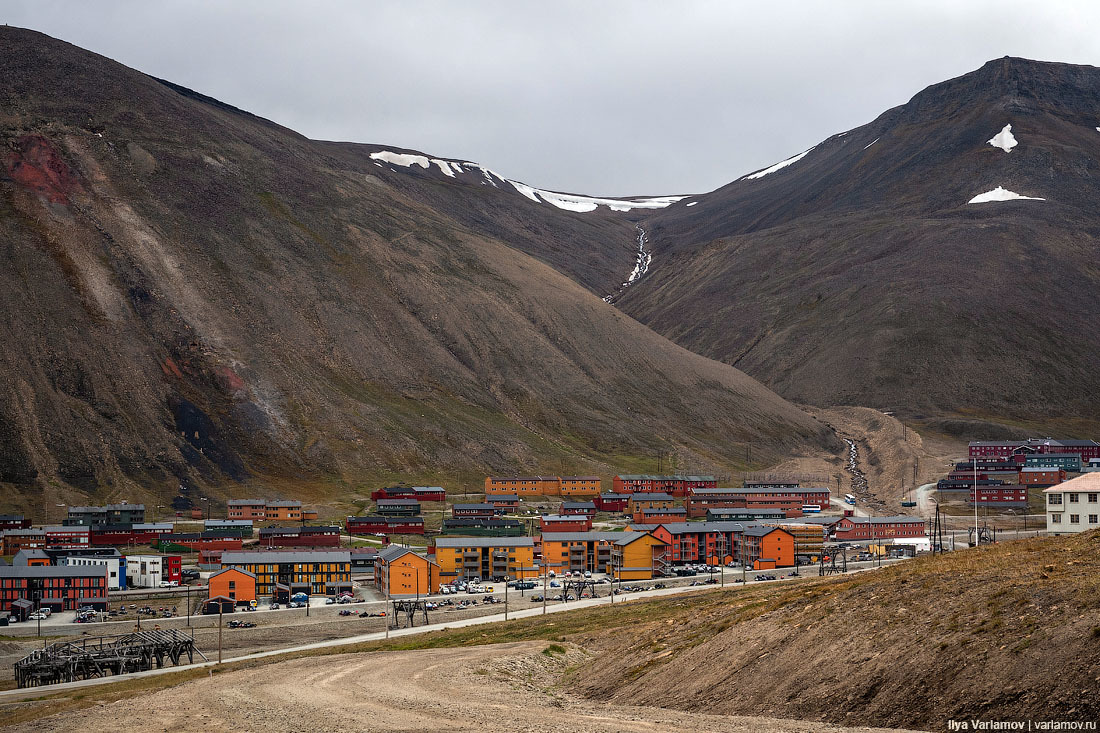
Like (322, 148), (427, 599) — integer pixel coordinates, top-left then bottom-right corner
(620, 57), (1100, 425)
(0, 27), (833, 508)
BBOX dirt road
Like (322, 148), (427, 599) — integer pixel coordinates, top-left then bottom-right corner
(14, 642), (919, 733)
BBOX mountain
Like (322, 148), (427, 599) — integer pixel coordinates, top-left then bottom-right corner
(0, 27), (833, 508)
(614, 57), (1100, 425)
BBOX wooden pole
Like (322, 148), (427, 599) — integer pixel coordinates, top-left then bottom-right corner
(217, 604), (223, 664)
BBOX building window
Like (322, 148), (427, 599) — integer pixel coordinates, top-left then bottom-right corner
(1070, 515), (1080, 524)
(1049, 494), (1063, 505)
(1089, 494), (1098, 503)
(1069, 493), (1079, 503)
(1052, 513), (1061, 523)
(1089, 515), (1098, 524)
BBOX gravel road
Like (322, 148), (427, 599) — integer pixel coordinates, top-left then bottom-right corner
(13, 641), (919, 733)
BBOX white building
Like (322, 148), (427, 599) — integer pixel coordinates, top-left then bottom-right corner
(61, 555), (125, 590)
(1044, 473), (1100, 535)
(126, 554), (175, 588)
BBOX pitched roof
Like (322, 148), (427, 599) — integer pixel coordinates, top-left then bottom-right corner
(1043, 473), (1100, 492)
(376, 545), (433, 563)
(210, 566), (256, 579)
(629, 493), (675, 502)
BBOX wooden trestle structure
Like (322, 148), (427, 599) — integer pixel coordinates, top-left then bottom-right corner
(14, 629), (207, 688)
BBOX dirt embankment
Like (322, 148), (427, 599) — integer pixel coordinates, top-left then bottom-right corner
(570, 531), (1100, 731)
(8, 642), (916, 733)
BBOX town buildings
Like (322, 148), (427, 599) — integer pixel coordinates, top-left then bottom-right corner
(968, 439), (1100, 461)
(207, 567), (257, 606)
(65, 503), (145, 526)
(369, 486), (446, 502)
(125, 554), (182, 587)
(258, 526), (341, 547)
(347, 515), (426, 535)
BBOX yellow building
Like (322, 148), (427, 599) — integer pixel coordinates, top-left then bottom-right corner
(433, 537), (537, 580)
(220, 550), (351, 596)
(375, 546), (441, 597)
(540, 531), (667, 580)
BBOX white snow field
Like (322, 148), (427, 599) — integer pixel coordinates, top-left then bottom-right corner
(741, 147), (814, 180)
(988, 124), (1017, 152)
(967, 186), (1045, 204)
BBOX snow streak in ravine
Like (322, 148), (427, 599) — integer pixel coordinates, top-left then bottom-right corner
(604, 226), (652, 303)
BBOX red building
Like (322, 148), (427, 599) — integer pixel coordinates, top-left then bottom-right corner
(346, 515), (426, 535)
(1018, 467), (1066, 487)
(452, 503), (499, 519)
(613, 475), (717, 497)
(643, 522), (745, 565)
(488, 495), (521, 511)
(157, 533), (245, 552)
(969, 439), (1100, 461)
(258, 526), (341, 547)
(1, 529), (46, 555)
(44, 525), (90, 550)
(369, 486), (447, 502)
(969, 485), (1028, 506)
(594, 493), (631, 512)
(685, 487), (830, 518)
(90, 523), (174, 546)
(0, 565), (109, 612)
(0, 516), (31, 531)
(539, 514), (592, 533)
(833, 516), (926, 541)
(559, 501), (597, 517)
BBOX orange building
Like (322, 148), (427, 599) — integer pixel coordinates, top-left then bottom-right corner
(540, 531), (667, 579)
(738, 526), (794, 568)
(484, 476), (562, 496)
(301, 509), (319, 521)
(265, 501), (302, 521)
(375, 546), (441, 597)
(559, 476), (602, 496)
(207, 567), (257, 605)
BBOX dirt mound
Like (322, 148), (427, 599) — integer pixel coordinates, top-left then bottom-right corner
(570, 531), (1100, 730)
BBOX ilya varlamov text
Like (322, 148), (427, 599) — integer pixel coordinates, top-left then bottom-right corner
(948, 721), (1097, 731)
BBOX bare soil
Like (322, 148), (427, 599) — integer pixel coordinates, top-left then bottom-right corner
(8, 642), (918, 733)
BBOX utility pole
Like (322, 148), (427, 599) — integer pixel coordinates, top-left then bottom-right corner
(542, 565), (548, 616)
(973, 458), (980, 549)
(186, 585), (191, 627)
(218, 603), (223, 664)
(504, 575), (509, 621)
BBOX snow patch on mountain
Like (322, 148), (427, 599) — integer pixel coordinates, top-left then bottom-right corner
(988, 124), (1017, 152)
(863, 138), (879, 150)
(968, 186), (1045, 204)
(686, 201), (698, 207)
(370, 151), (431, 169)
(369, 149), (686, 213)
(741, 147), (814, 181)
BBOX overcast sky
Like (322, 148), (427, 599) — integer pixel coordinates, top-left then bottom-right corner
(6, 1), (1100, 196)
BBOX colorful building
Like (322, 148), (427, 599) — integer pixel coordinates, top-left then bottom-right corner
(369, 486), (447, 502)
(375, 546), (440, 597)
(968, 439), (1100, 461)
(227, 499), (267, 520)
(738, 526), (795, 569)
(126, 554), (182, 587)
(452, 503), (499, 519)
(635, 507), (687, 524)
(1019, 467), (1066, 487)
(539, 514), (593, 533)
(833, 516), (927, 542)
(258, 526), (341, 547)
(559, 476), (602, 496)
(265, 501), (302, 521)
(484, 476), (562, 496)
(613, 475), (717, 497)
(220, 550), (352, 597)
(540, 531), (668, 579)
(64, 503), (145, 526)
(432, 537), (537, 580)
(207, 567), (257, 605)
(627, 493), (675, 515)
(594, 493), (631, 512)
(0, 565), (108, 612)
(346, 515), (426, 535)
(438, 518), (526, 537)
(375, 499), (421, 516)
(559, 501), (597, 517)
